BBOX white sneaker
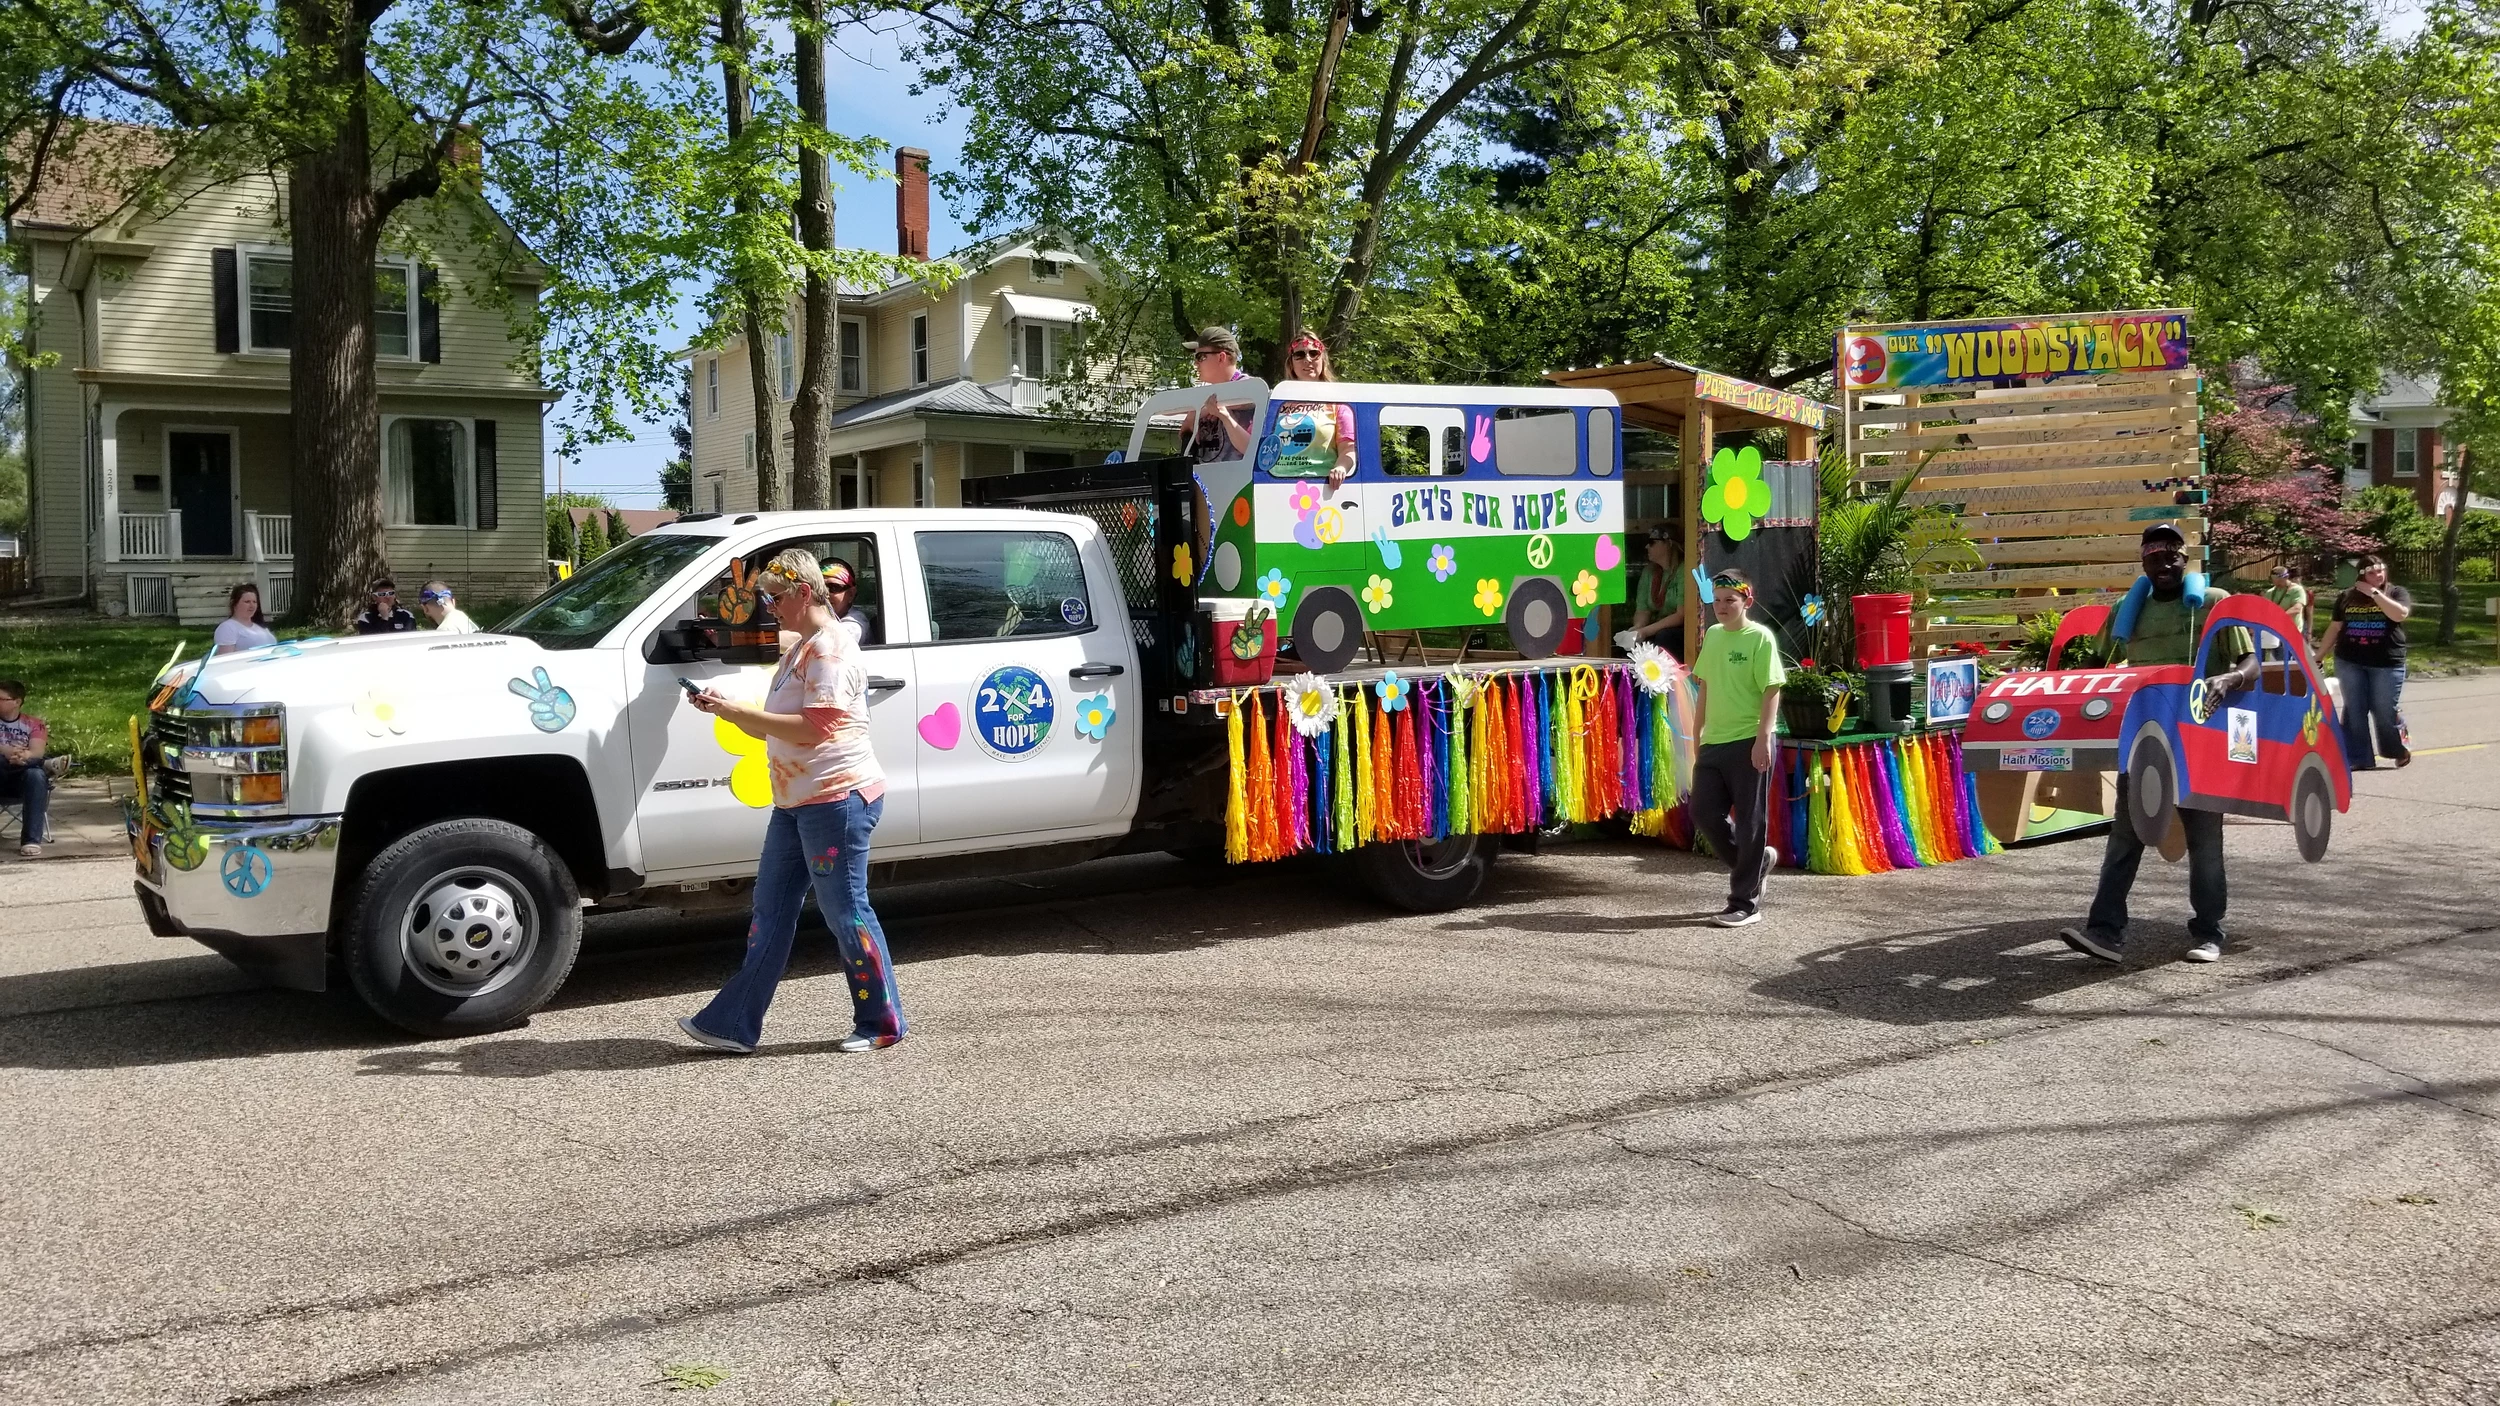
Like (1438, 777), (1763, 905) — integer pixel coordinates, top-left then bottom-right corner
(2183, 940), (2222, 963)
(677, 1016), (755, 1054)
(1710, 907), (1761, 928)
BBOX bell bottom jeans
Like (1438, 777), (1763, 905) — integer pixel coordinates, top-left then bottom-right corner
(2336, 662), (2408, 769)
(692, 792), (906, 1049)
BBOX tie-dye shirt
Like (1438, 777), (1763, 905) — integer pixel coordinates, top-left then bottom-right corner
(764, 626), (884, 808)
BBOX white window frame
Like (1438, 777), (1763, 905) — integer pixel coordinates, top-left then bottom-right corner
(2394, 437), (2418, 478)
(1014, 319), (1074, 381)
(382, 415), (475, 528)
(777, 330), (796, 400)
(706, 358), (720, 418)
(911, 314), (929, 386)
(235, 245), (420, 360)
(840, 316), (865, 393)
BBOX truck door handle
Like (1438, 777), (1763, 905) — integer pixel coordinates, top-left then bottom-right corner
(867, 676), (906, 694)
(1069, 663), (1125, 680)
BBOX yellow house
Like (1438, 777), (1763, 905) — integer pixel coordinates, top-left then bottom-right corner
(7, 123), (559, 622)
(684, 150), (1130, 513)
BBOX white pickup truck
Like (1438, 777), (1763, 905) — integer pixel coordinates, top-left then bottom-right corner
(131, 460), (1511, 1036)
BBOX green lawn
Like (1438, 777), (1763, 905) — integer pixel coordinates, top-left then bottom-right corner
(0, 620), (199, 777)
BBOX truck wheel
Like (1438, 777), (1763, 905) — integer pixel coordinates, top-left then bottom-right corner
(2126, 739), (2177, 845)
(1505, 578), (1570, 659)
(1293, 586), (1365, 675)
(1352, 834), (1496, 913)
(343, 818), (583, 1038)
(2292, 767), (2333, 863)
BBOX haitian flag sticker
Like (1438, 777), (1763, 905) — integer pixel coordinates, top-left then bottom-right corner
(971, 665), (1055, 761)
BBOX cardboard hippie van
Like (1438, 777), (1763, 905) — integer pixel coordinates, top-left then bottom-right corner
(1127, 379), (1629, 674)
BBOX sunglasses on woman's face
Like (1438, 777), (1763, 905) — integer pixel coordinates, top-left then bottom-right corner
(1290, 350), (1323, 361)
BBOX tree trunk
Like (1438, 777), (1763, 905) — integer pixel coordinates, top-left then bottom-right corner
(789, 0), (836, 509)
(722, 0), (782, 511)
(2438, 445), (2472, 647)
(284, 0), (387, 627)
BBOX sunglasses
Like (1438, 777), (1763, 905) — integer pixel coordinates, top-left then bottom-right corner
(1289, 349), (1324, 360)
(1192, 348), (1230, 361)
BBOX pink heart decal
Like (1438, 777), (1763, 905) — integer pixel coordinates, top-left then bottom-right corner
(1593, 534), (1622, 570)
(917, 702), (962, 750)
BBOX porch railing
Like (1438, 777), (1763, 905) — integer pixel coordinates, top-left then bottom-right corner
(246, 512), (294, 562)
(118, 511), (181, 562)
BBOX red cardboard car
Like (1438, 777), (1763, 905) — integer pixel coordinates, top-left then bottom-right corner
(1960, 596), (2350, 861)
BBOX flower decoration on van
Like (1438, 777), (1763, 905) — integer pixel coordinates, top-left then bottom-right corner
(1702, 445), (1771, 542)
(1288, 481), (1324, 516)
(1259, 567), (1293, 604)
(713, 715), (773, 806)
(1473, 578), (1505, 616)
(1427, 543), (1457, 582)
(1074, 693), (1116, 741)
(1800, 594), (1828, 627)
(354, 689), (407, 737)
(1172, 542), (1195, 585)
(1311, 505), (1346, 546)
(1375, 672), (1411, 712)
(1362, 574), (1395, 614)
(1627, 643), (1682, 697)
(1282, 673), (1340, 737)
(1572, 570), (1600, 610)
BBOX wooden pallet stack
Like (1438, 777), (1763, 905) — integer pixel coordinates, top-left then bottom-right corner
(1835, 310), (2204, 653)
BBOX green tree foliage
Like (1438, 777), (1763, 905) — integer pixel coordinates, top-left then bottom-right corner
(576, 508), (610, 561)
(546, 503), (577, 564)
(606, 508), (632, 546)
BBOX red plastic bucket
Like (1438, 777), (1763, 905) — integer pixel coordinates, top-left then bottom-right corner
(1852, 593), (1913, 669)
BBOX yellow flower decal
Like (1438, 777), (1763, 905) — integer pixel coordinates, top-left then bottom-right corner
(1361, 574), (1394, 614)
(1312, 505), (1346, 545)
(354, 689), (406, 737)
(1172, 542), (1195, 585)
(1473, 578), (1504, 616)
(713, 715), (772, 808)
(1571, 569), (1600, 609)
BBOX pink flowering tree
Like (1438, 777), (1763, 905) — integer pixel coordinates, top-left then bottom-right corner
(2203, 379), (2378, 575)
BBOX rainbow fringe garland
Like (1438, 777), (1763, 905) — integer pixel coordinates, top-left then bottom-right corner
(1222, 664), (1690, 863)
(1220, 666), (2001, 873)
(1769, 732), (2002, 873)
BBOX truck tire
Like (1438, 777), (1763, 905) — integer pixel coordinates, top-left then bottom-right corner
(342, 817), (584, 1038)
(1505, 577), (1570, 659)
(2126, 736), (2177, 846)
(1352, 834), (1496, 913)
(1293, 586), (1365, 675)
(2292, 766), (2333, 863)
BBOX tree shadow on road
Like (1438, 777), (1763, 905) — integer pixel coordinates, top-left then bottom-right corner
(1752, 917), (2155, 1026)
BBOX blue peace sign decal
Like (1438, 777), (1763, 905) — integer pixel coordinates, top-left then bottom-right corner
(221, 845), (273, 898)
(508, 667), (578, 733)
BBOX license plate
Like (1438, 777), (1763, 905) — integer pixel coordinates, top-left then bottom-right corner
(2001, 746), (2073, 771)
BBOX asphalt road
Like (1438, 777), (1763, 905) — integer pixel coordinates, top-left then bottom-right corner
(5, 675), (2496, 1406)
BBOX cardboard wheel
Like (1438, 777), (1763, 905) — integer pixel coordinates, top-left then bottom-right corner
(2128, 741), (2177, 844)
(1505, 578), (1570, 659)
(2293, 767), (2333, 863)
(1292, 587), (1364, 675)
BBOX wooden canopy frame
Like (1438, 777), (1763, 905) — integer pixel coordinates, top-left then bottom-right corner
(1547, 358), (1834, 657)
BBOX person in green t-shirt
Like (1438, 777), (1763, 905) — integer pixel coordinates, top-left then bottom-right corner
(2263, 566), (2310, 647)
(1689, 568), (1787, 928)
(1615, 525), (1687, 656)
(2062, 522), (2261, 968)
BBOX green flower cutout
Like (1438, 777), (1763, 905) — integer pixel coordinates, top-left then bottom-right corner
(1702, 446), (1770, 542)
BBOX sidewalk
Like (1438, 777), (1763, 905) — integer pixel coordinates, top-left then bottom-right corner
(6, 776), (132, 864)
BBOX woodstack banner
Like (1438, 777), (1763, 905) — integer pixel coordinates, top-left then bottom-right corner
(1837, 309), (2203, 652)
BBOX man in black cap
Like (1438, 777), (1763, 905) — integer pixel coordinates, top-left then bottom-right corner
(2060, 522), (2259, 966)
(1186, 326), (1253, 463)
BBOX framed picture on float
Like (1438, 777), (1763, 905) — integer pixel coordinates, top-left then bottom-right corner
(1927, 656), (1980, 725)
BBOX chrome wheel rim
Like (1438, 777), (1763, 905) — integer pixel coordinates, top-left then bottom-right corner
(1404, 835), (1477, 881)
(400, 867), (538, 998)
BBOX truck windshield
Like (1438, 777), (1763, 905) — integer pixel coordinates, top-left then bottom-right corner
(495, 534), (717, 650)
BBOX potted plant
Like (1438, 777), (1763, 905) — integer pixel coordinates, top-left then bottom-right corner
(1780, 657), (1854, 739)
(2011, 609), (2116, 671)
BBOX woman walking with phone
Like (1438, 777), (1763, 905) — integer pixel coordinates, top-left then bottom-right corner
(678, 548), (906, 1053)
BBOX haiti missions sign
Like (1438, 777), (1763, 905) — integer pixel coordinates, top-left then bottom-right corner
(1840, 309), (2191, 390)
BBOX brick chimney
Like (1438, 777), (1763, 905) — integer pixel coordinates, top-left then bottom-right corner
(896, 147), (930, 262)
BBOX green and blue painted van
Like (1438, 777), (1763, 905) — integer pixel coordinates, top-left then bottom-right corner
(1125, 379), (1628, 674)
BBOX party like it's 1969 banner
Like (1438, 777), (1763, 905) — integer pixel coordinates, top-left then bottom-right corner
(1839, 309), (2191, 390)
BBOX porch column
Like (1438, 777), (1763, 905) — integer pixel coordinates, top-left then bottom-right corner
(1681, 401), (1713, 662)
(99, 402), (123, 564)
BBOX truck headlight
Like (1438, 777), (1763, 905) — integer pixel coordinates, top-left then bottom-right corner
(1982, 700), (2012, 723)
(158, 703), (287, 816)
(2081, 697), (2112, 720)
